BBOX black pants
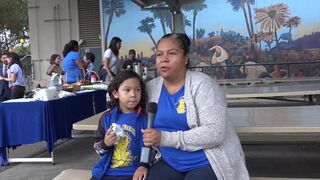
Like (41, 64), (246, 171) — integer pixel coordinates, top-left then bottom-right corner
(146, 159), (217, 180)
(10, 85), (25, 99)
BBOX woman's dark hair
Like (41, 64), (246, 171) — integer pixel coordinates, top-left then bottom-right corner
(107, 70), (146, 114)
(85, 52), (95, 63)
(157, 33), (190, 55)
(62, 40), (79, 57)
(8, 53), (22, 69)
(157, 33), (190, 67)
(50, 54), (60, 65)
(108, 37), (122, 56)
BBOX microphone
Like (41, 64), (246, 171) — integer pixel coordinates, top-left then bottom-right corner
(140, 102), (158, 164)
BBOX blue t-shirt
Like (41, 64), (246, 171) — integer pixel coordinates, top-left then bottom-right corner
(154, 85), (210, 172)
(106, 112), (143, 176)
(62, 51), (81, 83)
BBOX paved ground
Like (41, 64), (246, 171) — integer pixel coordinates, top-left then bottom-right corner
(1, 137), (320, 180)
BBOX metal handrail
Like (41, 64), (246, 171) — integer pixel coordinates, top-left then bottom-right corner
(85, 70), (100, 82)
(64, 69), (79, 84)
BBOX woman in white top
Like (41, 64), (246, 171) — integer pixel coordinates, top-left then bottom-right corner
(102, 37), (122, 83)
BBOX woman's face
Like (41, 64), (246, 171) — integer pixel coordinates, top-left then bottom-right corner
(54, 56), (61, 65)
(156, 38), (188, 80)
(116, 42), (122, 50)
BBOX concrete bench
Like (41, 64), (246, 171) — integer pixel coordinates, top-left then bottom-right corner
(53, 169), (319, 180)
(53, 169), (91, 180)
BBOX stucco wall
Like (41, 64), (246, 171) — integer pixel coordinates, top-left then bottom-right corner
(27, 0), (79, 83)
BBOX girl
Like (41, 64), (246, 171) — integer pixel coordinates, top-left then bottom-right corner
(46, 54), (64, 76)
(0, 54), (25, 99)
(92, 70), (148, 180)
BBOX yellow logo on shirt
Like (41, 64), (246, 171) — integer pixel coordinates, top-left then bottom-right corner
(110, 133), (134, 168)
(176, 96), (186, 114)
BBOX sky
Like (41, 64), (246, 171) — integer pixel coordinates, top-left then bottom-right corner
(103, 0), (320, 57)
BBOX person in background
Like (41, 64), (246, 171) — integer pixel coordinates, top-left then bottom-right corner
(62, 40), (85, 83)
(122, 49), (141, 70)
(91, 70), (148, 180)
(100, 37), (122, 83)
(144, 33), (249, 180)
(84, 52), (95, 72)
(0, 54), (11, 101)
(0, 54), (25, 99)
(46, 54), (64, 76)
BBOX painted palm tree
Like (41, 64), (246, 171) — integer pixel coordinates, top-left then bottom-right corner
(103, 0), (125, 48)
(165, 15), (191, 33)
(227, 0), (255, 39)
(183, 0), (207, 46)
(137, 17), (157, 48)
(255, 3), (290, 45)
(151, 4), (171, 35)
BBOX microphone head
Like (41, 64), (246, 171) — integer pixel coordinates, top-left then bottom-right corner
(147, 102), (157, 114)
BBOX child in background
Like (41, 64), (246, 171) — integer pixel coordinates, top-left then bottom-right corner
(84, 52), (95, 72)
(92, 70), (148, 180)
(46, 54), (64, 76)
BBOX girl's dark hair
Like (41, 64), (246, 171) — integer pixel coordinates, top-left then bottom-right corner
(157, 33), (190, 67)
(107, 70), (146, 114)
(85, 52), (95, 63)
(108, 37), (122, 56)
(62, 40), (78, 57)
(8, 53), (22, 69)
(50, 54), (60, 65)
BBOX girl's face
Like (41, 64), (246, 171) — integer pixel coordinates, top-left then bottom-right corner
(54, 56), (61, 65)
(156, 38), (188, 80)
(112, 77), (141, 113)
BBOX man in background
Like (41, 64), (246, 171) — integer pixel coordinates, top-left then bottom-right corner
(0, 54), (11, 101)
(121, 49), (141, 70)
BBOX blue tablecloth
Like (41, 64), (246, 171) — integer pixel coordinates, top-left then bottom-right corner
(0, 90), (107, 165)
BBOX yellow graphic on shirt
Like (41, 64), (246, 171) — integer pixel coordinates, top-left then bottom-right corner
(110, 133), (133, 168)
(176, 96), (186, 114)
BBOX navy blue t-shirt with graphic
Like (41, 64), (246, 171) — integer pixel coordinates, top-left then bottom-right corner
(105, 112), (142, 176)
(154, 85), (210, 172)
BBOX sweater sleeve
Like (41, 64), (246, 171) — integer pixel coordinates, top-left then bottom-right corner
(160, 73), (227, 151)
(94, 113), (113, 156)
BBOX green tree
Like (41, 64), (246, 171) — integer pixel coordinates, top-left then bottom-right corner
(103, 0), (125, 49)
(183, 0), (207, 45)
(137, 17), (157, 49)
(0, 0), (29, 54)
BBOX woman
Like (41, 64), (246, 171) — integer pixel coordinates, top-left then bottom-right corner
(0, 54), (25, 99)
(62, 40), (84, 83)
(46, 54), (64, 76)
(101, 37), (122, 83)
(143, 33), (249, 180)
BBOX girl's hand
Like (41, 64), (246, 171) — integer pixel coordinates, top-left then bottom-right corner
(142, 128), (161, 147)
(104, 128), (117, 146)
(0, 76), (4, 81)
(132, 166), (148, 180)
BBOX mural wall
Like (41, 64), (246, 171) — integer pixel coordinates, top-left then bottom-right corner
(102, 0), (320, 79)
